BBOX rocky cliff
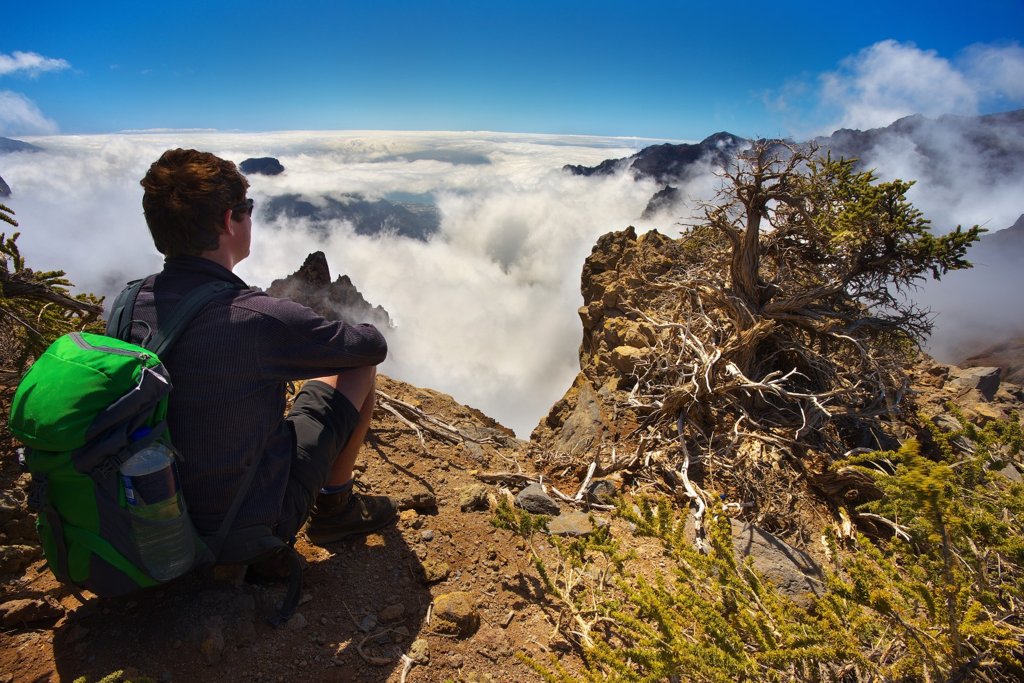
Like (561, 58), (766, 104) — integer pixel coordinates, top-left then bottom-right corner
(570, 109), (1024, 222)
(531, 227), (1023, 538)
(265, 250), (393, 329)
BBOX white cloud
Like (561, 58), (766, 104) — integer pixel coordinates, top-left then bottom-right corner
(959, 42), (1024, 101)
(0, 90), (59, 135)
(2, 131), (682, 437)
(0, 51), (70, 77)
(819, 40), (978, 132)
(770, 40), (1024, 137)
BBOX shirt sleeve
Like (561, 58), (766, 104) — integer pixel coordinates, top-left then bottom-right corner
(238, 291), (388, 381)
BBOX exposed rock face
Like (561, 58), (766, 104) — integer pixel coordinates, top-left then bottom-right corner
(641, 185), (679, 219)
(532, 227), (684, 454)
(816, 109), (1024, 183)
(0, 175), (10, 198)
(239, 157), (284, 175)
(565, 132), (747, 183)
(263, 193), (439, 241)
(266, 251), (392, 329)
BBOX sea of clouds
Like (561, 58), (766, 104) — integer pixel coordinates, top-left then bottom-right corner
(4, 123), (1024, 436)
(2, 130), (709, 437)
(4, 118), (1024, 436)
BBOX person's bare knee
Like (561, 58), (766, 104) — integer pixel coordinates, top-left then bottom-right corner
(312, 366), (376, 411)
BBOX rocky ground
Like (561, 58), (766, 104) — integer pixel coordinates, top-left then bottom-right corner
(0, 374), (615, 682)
(3, 358), (1020, 683)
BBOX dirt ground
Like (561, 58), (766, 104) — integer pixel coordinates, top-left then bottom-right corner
(0, 375), (591, 683)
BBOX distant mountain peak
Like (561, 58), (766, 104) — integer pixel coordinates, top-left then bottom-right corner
(266, 251), (393, 329)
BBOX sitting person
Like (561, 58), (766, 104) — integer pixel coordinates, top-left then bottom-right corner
(123, 148), (397, 562)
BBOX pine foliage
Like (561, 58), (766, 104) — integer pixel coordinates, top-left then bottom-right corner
(511, 408), (1024, 682)
(0, 205), (104, 389)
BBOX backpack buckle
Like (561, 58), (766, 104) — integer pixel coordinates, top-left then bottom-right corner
(27, 475), (48, 512)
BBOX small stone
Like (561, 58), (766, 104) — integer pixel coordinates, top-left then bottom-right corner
(408, 638), (430, 663)
(584, 479), (618, 504)
(948, 366), (1001, 400)
(379, 603), (405, 622)
(548, 510), (593, 537)
(199, 619), (225, 665)
(399, 491), (437, 511)
(358, 613), (377, 632)
(421, 529), (435, 542)
(287, 612), (308, 630)
(515, 483), (559, 515)
(421, 559), (451, 584)
(998, 463), (1023, 482)
(400, 509), (419, 525)
(431, 592), (480, 638)
(458, 484), (490, 512)
(0, 597), (64, 627)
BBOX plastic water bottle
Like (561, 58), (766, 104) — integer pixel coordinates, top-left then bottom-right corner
(120, 443), (194, 581)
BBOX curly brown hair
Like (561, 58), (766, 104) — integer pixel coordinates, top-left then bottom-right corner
(140, 149), (249, 258)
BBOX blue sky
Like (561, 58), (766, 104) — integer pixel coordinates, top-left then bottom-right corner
(3, 0), (1024, 139)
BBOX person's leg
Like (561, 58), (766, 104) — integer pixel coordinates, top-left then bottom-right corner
(276, 366), (397, 547)
(302, 367), (397, 544)
(309, 366), (377, 488)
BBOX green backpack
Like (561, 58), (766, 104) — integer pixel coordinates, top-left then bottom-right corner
(9, 278), (301, 623)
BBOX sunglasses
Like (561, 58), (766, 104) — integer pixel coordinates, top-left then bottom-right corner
(231, 198), (255, 216)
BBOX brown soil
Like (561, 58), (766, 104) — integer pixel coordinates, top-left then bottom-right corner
(0, 375), (587, 683)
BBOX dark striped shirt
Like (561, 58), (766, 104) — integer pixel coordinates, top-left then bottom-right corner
(126, 255), (387, 535)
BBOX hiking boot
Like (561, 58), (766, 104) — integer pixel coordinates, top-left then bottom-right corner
(305, 485), (399, 545)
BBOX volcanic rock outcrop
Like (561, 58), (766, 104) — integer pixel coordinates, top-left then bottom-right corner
(565, 131), (746, 184)
(532, 226), (1024, 532)
(266, 251), (393, 329)
(239, 157), (285, 175)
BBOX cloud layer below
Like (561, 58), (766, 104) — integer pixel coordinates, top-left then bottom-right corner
(2, 131), (679, 436)
(3, 121), (1022, 434)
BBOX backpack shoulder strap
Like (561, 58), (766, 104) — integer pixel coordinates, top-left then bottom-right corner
(147, 280), (240, 357)
(105, 278), (147, 340)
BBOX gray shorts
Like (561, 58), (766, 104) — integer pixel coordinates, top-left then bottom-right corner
(275, 380), (361, 541)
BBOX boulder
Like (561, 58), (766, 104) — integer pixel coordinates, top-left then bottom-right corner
(0, 597), (64, 627)
(948, 366), (1001, 400)
(729, 522), (823, 607)
(515, 483), (559, 515)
